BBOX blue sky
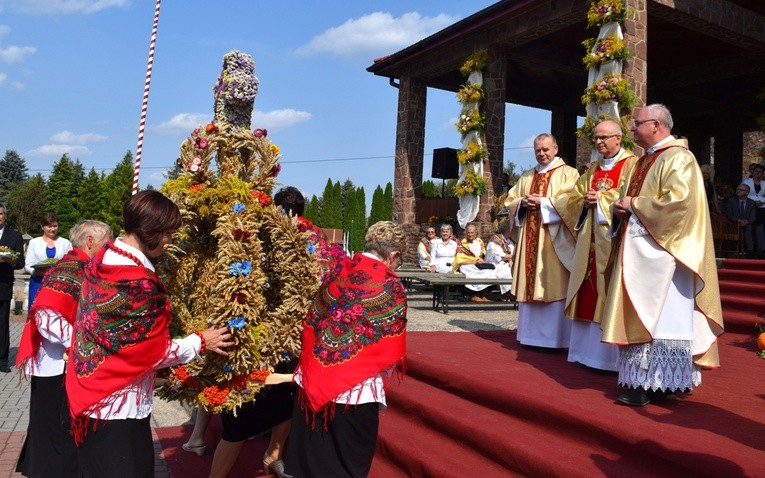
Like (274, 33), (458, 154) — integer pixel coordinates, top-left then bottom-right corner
(0, 0), (550, 201)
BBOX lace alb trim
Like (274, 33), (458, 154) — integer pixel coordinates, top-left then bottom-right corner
(617, 339), (701, 392)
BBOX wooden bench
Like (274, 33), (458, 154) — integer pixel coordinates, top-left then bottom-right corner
(396, 269), (515, 314)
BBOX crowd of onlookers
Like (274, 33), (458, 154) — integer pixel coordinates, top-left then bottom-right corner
(710, 162), (765, 258)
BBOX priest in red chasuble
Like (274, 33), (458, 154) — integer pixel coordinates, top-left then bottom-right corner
(602, 104), (723, 407)
(555, 120), (637, 371)
(503, 133), (579, 349)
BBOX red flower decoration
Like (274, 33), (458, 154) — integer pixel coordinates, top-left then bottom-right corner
(205, 123), (217, 133)
(189, 184), (202, 192)
(250, 190), (272, 207)
(231, 375), (248, 391)
(231, 292), (246, 304)
(195, 137), (209, 149)
(270, 164), (281, 177)
(253, 128), (268, 137)
(233, 229), (252, 241)
(202, 385), (230, 406)
(248, 369), (270, 382)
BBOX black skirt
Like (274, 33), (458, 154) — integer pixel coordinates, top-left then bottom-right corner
(283, 396), (379, 478)
(77, 416), (154, 478)
(16, 374), (80, 478)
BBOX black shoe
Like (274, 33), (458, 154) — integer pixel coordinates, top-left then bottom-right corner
(0, 366), (11, 373)
(616, 388), (650, 406)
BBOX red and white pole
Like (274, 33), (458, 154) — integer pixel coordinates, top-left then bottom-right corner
(133, 0), (162, 195)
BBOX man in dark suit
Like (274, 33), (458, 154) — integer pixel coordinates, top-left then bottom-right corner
(723, 183), (760, 258)
(0, 204), (24, 372)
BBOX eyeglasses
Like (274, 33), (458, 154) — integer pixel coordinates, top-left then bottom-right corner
(736, 188), (749, 192)
(591, 134), (619, 142)
(632, 119), (658, 127)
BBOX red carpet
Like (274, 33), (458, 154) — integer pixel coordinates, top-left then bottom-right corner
(718, 258), (765, 334)
(371, 330), (765, 477)
(154, 414), (272, 478)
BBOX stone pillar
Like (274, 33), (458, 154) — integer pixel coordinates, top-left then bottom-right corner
(482, 48), (508, 222)
(624, 0), (647, 107)
(551, 107), (579, 167)
(393, 74), (426, 225)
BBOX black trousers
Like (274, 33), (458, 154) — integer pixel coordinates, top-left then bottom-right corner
(284, 396), (379, 478)
(17, 374), (80, 478)
(78, 416), (154, 478)
(0, 300), (10, 368)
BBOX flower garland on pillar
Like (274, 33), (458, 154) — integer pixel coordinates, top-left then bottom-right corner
(453, 51), (489, 229)
(577, 0), (638, 160)
(156, 51), (320, 413)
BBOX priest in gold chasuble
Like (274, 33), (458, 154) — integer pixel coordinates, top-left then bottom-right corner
(555, 120), (637, 372)
(602, 105), (724, 407)
(504, 134), (578, 349)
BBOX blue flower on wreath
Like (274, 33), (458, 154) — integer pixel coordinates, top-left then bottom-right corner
(230, 260), (252, 276)
(307, 242), (316, 254)
(223, 364), (233, 372)
(228, 316), (246, 330)
(233, 202), (246, 213)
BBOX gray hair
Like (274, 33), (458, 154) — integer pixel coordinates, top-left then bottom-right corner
(738, 183), (751, 193)
(69, 220), (113, 249)
(642, 104), (673, 131)
(440, 223), (453, 234)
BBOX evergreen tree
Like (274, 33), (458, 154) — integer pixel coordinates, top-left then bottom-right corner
(383, 182), (393, 221)
(318, 179), (334, 227)
(327, 181), (343, 229)
(47, 154), (79, 236)
(368, 185), (384, 226)
(6, 174), (47, 234)
(100, 151), (135, 233)
(353, 187), (367, 253)
(342, 187), (356, 244)
(422, 180), (440, 198)
(75, 168), (106, 224)
(304, 195), (320, 224)
(0, 149), (29, 204)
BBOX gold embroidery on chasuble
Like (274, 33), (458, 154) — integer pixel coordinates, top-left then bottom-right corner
(523, 168), (554, 300)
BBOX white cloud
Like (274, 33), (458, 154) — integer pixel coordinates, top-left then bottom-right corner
(49, 130), (107, 145)
(0, 25), (36, 63)
(154, 109), (311, 135)
(153, 113), (210, 135)
(29, 144), (90, 156)
(0, 44), (36, 63)
(251, 109), (311, 131)
(10, 81), (25, 90)
(0, 0), (129, 15)
(0, 72), (6, 86)
(294, 11), (458, 58)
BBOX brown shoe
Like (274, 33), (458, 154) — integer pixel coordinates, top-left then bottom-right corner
(470, 296), (484, 303)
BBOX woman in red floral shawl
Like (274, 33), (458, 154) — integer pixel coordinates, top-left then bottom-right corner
(65, 191), (234, 478)
(284, 221), (408, 478)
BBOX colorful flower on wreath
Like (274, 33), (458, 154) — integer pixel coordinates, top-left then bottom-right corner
(223, 363), (233, 372)
(229, 260), (252, 277)
(194, 137), (209, 149)
(270, 144), (280, 155)
(232, 375), (248, 391)
(228, 316), (247, 329)
(270, 163), (281, 177)
(253, 128), (268, 137)
(202, 385), (230, 407)
(205, 123), (218, 133)
(250, 190), (272, 207)
(233, 229), (252, 241)
(231, 292), (247, 304)
(233, 202), (246, 213)
(191, 127), (200, 138)
(185, 156), (202, 172)
(307, 242), (316, 254)
(249, 369), (270, 382)
(189, 184), (202, 192)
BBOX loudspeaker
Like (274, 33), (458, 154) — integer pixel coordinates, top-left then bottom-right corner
(432, 147), (459, 179)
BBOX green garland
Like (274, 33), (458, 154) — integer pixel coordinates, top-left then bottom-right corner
(582, 34), (633, 69)
(586, 0), (628, 28)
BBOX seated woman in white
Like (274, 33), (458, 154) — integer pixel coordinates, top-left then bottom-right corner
(484, 220), (515, 296)
(428, 224), (457, 273)
(417, 226), (437, 269)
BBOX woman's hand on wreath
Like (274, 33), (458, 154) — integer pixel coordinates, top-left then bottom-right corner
(201, 327), (234, 356)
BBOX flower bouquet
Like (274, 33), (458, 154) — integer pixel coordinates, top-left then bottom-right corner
(581, 73), (639, 109)
(454, 168), (488, 197)
(459, 50), (488, 77)
(457, 83), (484, 104)
(456, 109), (485, 136)
(582, 34), (632, 69)
(457, 139), (488, 165)
(586, 0), (628, 28)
